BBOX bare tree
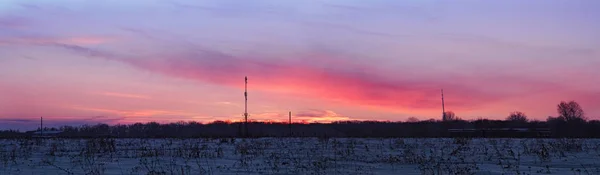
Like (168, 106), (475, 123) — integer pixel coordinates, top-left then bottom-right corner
(406, 117), (419, 123)
(557, 101), (586, 122)
(506, 111), (528, 122)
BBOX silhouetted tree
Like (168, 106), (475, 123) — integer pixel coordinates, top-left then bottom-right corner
(444, 111), (459, 121)
(557, 101), (586, 122)
(406, 117), (419, 123)
(4, 119), (600, 138)
(547, 116), (565, 122)
(506, 111), (528, 122)
(4, 101), (600, 138)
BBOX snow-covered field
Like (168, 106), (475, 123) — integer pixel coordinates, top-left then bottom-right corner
(1, 138), (599, 175)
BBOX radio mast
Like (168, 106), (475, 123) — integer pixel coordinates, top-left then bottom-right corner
(441, 89), (446, 121)
(244, 76), (249, 137)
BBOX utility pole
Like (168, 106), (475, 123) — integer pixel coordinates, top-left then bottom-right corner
(244, 76), (249, 137)
(40, 117), (43, 136)
(441, 89), (446, 121)
(289, 111), (292, 137)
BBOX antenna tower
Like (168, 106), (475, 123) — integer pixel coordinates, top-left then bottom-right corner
(244, 76), (248, 137)
(441, 89), (446, 121)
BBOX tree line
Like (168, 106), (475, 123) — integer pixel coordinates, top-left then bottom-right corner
(0, 101), (597, 138)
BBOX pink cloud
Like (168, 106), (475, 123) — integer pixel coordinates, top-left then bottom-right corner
(62, 37), (115, 45)
(214, 109), (355, 123)
(96, 92), (151, 100)
(68, 106), (198, 117)
(294, 109), (353, 123)
(53, 44), (594, 116)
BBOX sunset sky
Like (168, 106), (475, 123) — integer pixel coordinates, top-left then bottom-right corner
(1, 0), (599, 130)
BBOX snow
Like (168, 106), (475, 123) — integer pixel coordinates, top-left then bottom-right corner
(1, 138), (599, 174)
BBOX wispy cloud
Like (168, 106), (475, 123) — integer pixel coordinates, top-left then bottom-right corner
(0, 118), (35, 123)
(52, 43), (575, 113)
(249, 112), (285, 121)
(294, 109), (352, 123)
(220, 110), (355, 123)
(1, 0), (599, 126)
(52, 43), (118, 57)
(84, 116), (125, 122)
(215, 101), (239, 106)
(3, 36), (116, 46)
(68, 106), (199, 118)
(97, 92), (151, 100)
